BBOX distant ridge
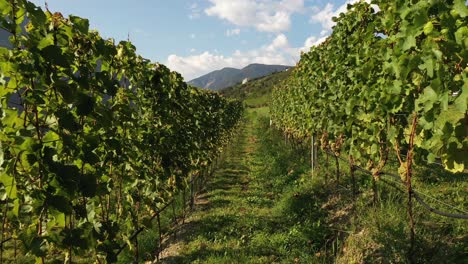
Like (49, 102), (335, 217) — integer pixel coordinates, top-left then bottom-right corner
(188, 63), (291, 90)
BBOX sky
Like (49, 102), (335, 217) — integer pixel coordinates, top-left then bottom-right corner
(28, 0), (367, 81)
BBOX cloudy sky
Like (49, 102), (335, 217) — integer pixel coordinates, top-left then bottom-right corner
(29, 0), (363, 80)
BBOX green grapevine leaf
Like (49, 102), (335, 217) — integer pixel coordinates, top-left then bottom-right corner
(453, 0), (468, 18)
(41, 46), (68, 67)
(423, 21), (433, 35)
(416, 86), (438, 112)
(47, 195), (72, 214)
(37, 34), (54, 50)
(69, 16), (89, 34)
(76, 93), (94, 116)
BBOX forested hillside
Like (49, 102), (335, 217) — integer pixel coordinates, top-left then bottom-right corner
(220, 69), (291, 107)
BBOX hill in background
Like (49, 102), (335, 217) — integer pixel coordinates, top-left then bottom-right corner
(220, 68), (292, 108)
(189, 63), (291, 91)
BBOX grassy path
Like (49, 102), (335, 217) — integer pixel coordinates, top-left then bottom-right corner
(159, 111), (269, 263)
(158, 109), (320, 263)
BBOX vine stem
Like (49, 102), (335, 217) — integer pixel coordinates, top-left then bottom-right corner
(0, 153), (19, 264)
(34, 105), (45, 264)
(372, 176), (378, 205)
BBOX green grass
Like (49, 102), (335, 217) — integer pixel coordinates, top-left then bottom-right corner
(158, 107), (467, 263)
(159, 111), (333, 263)
(244, 94), (269, 107)
(309, 146), (467, 263)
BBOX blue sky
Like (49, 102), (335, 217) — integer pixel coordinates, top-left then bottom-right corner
(29, 0), (365, 80)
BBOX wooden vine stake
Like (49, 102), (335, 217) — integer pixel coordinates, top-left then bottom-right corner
(171, 201), (177, 239)
(156, 211), (162, 262)
(311, 135), (315, 173)
(373, 179), (379, 206)
(134, 235), (139, 263)
(314, 138), (318, 171)
(182, 190), (186, 224)
(349, 156), (356, 197)
(190, 174), (195, 210)
(332, 135), (343, 185)
(406, 114), (418, 259)
(335, 155), (340, 184)
(325, 152), (329, 183)
(396, 113), (418, 260)
(321, 132), (329, 183)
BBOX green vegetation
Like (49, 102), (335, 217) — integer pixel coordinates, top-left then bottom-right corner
(271, 0), (467, 172)
(320, 150), (467, 263)
(159, 109), (328, 263)
(271, 0), (467, 256)
(0, 1), (242, 262)
(164, 2), (467, 261)
(0, 0), (466, 263)
(158, 108), (466, 263)
(220, 70), (291, 108)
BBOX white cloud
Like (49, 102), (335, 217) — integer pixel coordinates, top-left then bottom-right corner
(267, 34), (289, 52)
(167, 52), (238, 81)
(279, 0), (305, 13)
(226, 28), (241, 37)
(167, 33), (324, 80)
(205, 0), (304, 33)
(171, 0), (381, 81)
(310, 3), (335, 33)
(190, 33), (196, 39)
(300, 35), (327, 53)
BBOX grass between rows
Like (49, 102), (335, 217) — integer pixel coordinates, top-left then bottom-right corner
(156, 107), (466, 264)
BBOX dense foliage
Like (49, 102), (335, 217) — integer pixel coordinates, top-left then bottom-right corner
(272, 0), (467, 176)
(220, 70), (291, 107)
(0, 0), (243, 262)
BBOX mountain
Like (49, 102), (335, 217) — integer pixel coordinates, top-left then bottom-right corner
(188, 63), (291, 90)
(189, 67), (242, 90)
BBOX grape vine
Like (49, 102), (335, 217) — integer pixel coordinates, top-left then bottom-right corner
(272, 0), (467, 176)
(0, 0), (243, 262)
(271, 0), (467, 252)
